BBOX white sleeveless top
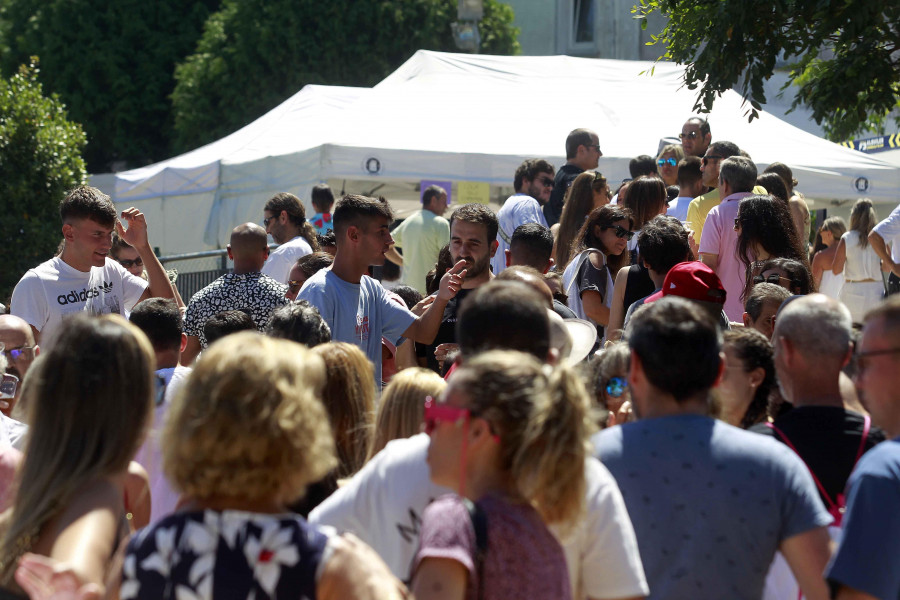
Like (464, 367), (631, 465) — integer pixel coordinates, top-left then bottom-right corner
(841, 231), (881, 281)
(819, 269), (844, 299)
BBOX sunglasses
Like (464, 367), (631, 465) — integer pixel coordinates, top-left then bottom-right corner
(657, 158), (678, 167)
(605, 376), (628, 398)
(586, 144), (603, 156)
(604, 225), (635, 241)
(537, 176), (555, 188)
(1, 345), (35, 363)
(679, 131), (700, 140)
(423, 396), (470, 435)
(702, 155), (724, 166)
(753, 273), (792, 286)
(733, 217), (741, 231)
(263, 215), (276, 227)
(118, 257), (143, 269)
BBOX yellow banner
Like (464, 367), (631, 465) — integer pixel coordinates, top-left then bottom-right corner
(456, 181), (490, 205)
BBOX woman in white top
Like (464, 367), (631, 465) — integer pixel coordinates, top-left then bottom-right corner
(832, 199), (883, 322)
(811, 217), (847, 299)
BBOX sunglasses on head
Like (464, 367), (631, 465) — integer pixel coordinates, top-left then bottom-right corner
(605, 376), (628, 398)
(604, 225), (635, 240)
(118, 257), (143, 269)
(657, 158), (678, 167)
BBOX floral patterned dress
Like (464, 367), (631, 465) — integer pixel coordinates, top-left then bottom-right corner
(121, 510), (329, 600)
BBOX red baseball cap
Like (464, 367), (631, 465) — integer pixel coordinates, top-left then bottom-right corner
(645, 261), (727, 305)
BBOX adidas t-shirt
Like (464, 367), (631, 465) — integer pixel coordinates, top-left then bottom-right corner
(11, 256), (148, 348)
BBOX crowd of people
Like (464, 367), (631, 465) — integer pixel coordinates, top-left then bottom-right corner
(0, 116), (899, 599)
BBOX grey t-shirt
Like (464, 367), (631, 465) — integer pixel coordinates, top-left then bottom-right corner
(593, 415), (831, 600)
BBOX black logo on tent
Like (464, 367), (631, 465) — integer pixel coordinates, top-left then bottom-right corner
(854, 177), (869, 192)
(364, 157), (382, 175)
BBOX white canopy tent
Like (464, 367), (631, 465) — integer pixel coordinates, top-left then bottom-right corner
(101, 51), (900, 255)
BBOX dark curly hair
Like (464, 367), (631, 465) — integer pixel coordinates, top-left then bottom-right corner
(723, 329), (775, 429)
(736, 194), (808, 302)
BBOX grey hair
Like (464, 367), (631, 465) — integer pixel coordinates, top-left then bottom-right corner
(718, 156), (757, 193)
(774, 294), (852, 359)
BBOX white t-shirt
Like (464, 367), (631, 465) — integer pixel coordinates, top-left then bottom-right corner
(667, 196), (694, 222)
(134, 365), (192, 525)
(309, 433), (648, 600)
(11, 256), (148, 348)
(0, 414), (27, 451)
(872, 202), (900, 263)
(297, 269), (416, 388)
(261, 235), (313, 284)
(491, 194), (548, 276)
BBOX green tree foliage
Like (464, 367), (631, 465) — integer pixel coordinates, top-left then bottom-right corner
(0, 62), (86, 303)
(633, 0), (900, 141)
(171, 0), (519, 152)
(0, 0), (219, 171)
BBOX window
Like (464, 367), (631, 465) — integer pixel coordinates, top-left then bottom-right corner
(573, 0), (595, 44)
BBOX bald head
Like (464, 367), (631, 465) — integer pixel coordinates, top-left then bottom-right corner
(0, 314), (39, 404)
(775, 294), (852, 360)
(228, 223), (269, 273)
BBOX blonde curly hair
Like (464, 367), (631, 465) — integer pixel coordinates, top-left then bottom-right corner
(163, 333), (336, 503)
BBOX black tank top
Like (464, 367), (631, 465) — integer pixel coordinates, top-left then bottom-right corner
(622, 263), (655, 312)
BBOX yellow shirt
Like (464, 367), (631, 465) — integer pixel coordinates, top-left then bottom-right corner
(686, 185), (768, 245)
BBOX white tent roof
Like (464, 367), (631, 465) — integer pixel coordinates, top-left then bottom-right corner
(107, 51), (900, 253)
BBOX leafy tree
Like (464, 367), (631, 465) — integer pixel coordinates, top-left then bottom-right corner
(633, 0), (900, 141)
(0, 0), (219, 171)
(171, 0), (519, 152)
(0, 62), (86, 304)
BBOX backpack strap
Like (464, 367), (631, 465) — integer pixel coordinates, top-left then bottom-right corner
(463, 498), (488, 600)
(765, 422), (841, 521)
(853, 415), (871, 464)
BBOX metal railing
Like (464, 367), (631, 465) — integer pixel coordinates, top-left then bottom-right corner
(159, 249), (230, 302)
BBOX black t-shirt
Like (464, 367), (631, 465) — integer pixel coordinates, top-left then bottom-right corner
(622, 263), (655, 314)
(416, 287), (475, 374)
(543, 164), (583, 227)
(750, 406), (885, 505)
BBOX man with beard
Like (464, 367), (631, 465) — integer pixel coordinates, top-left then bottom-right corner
(492, 159), (555, 276)
(418, 203), (499, 374)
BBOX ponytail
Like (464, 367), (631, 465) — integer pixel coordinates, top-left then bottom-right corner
(453, 352), (594, 531)
(512, 362), (591, 529)
(301, 221), (320, 252)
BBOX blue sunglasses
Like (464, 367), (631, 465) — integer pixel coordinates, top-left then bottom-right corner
(605, 376), (628, 398)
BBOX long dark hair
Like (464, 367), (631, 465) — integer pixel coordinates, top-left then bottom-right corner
(622, 176), (667, 231)
(557, 171), (609, 271)
(736, 194), (808, 302)
(572, 205), (634, 274)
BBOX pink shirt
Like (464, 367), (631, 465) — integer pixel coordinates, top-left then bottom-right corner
(416, 494), (571, 600)
(699, 192), (753, 321)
